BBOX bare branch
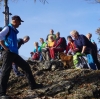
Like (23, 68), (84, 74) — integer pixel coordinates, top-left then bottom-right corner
(34, 0), (48, 4)
(0, 0), (3, 7)
(0, 0), (48, 4)
(85, 0), (100, 3)
(96, 28), (100, 42)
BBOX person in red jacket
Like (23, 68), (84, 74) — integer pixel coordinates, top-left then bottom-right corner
(66, 36), (78, 55)
(49, 32), (64, 60)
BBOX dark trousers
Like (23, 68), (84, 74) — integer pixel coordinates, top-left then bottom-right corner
(0, 50), (36, 96)
(91, 49), (100, 70)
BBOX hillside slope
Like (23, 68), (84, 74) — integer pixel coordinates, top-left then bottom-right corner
(6, 62), (100, 99)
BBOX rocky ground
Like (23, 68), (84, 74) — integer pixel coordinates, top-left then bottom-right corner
(0, 60), (100, 99)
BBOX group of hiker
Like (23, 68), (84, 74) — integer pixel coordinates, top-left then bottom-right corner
(30, 29), (99, 70)
(0, 15), (99, 98)
(30, 29), (67, 62)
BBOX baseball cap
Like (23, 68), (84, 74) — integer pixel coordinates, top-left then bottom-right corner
(12, 15), (24, 22)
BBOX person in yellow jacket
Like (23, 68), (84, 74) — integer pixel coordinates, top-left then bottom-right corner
(47, 35), (55, 48)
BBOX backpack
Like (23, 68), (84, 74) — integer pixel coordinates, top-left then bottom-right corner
(32, 52), (40, 60)
(0, 26), (10, 50)
(86, 54), (97, 70)
(73, 52), (89, 69)
(62, 37), (67, 50)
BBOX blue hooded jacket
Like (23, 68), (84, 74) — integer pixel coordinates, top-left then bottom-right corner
(5, 24), (19, 54)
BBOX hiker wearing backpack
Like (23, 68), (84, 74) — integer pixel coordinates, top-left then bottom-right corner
(49, 32), (66, 60)
(0, 15), (43, 98)
(12, 36), (30, 76)
(70, 30), (100, 70)
(30, 42), (42, 61)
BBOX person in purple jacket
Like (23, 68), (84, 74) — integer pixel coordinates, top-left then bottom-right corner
(70, 30), (100, 70)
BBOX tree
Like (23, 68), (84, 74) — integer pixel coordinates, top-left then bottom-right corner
(0, 0), (48, 4)
(85, 0), (100, 3)
(34, 0), (48, 4)
(0, 0), (48, 25)
(96, 28), (100, 42)
(86, 0), (100, 43)
(0, 0), (48, 6)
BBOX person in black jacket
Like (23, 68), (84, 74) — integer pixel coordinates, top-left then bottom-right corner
(17, 36), (30, 49)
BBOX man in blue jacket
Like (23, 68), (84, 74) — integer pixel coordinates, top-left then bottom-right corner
(0, 15), (43, 98)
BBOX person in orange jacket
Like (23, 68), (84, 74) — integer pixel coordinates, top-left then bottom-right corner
(66, 36), (78, 55)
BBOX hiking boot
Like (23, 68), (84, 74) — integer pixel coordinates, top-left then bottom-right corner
(50, 59), (54, 61)
(31, 83), (43, 90)
(0, 95), (11, 99)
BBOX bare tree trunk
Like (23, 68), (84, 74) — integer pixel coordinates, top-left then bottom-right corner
(4, 0), (9, 25)
(2, 0), (12, 26)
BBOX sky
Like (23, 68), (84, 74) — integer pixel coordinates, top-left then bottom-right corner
(0, 0), (100, 58)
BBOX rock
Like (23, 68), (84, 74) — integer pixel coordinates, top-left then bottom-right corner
(0, 59), (99, 99)
(51, 65), (56, 71)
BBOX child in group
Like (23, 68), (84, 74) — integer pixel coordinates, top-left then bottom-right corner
(66, 36), (78, 55)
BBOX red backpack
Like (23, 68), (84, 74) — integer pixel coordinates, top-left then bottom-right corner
(32, 52), (39, 60)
